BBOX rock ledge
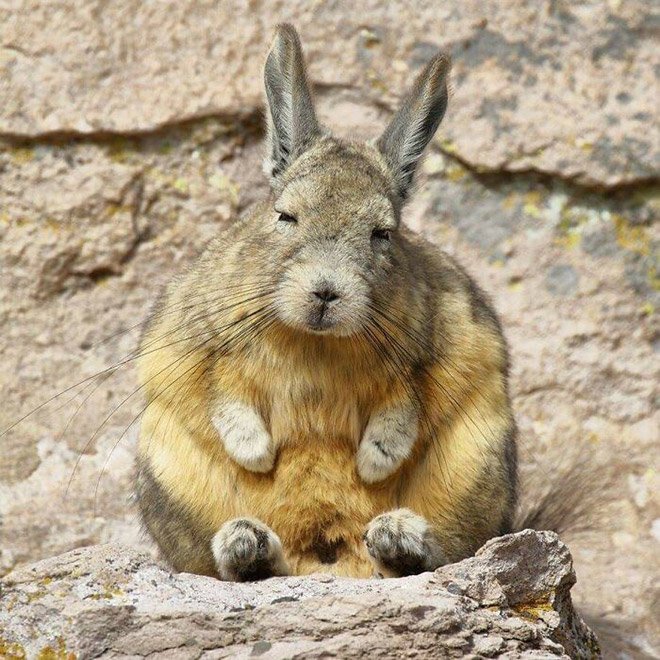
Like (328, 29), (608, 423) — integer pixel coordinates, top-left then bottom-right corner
(0, 530), (599, 658)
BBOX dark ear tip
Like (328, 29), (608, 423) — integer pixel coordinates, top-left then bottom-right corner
(273, 23), (301, 47)
(427, 52), (452, 80)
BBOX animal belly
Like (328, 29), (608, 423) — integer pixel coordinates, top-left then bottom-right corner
(235, 434), (397, 577)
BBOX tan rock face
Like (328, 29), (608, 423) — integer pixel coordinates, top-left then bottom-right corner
(0, 531), (600, 658)
(0, 3), (658, 658)
(1, 1), (657, 185)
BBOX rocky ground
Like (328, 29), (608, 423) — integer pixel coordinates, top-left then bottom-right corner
(0, 531), (600, 658)
(1, 2), (658, 658)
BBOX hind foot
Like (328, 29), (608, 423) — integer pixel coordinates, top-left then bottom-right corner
(212, 518), (289, 581)
(363, 508), (447, 577)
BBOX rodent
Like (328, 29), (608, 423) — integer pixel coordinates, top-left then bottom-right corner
(135, 23), (517, 581)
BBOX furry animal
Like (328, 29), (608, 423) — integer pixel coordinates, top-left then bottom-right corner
(135, 24), (517, 581)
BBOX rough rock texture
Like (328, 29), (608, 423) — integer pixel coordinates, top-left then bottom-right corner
(0, 531), (600, 659)
(0, 2), (658, 658)
(1, 1), (657, 187)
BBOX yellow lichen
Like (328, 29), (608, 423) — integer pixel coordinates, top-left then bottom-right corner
(647, 264), (659, 291)
(37, 637), (76, 660)
(0, 637), (27, 659)
(87, 581), (124, 600)
(107, 138), (132, 164)
(173, 178), (189, 193)
(44, 218), (61, 232)
(613, 215), (650, 256)
(507, 276), (523, 291)
(11, 147), (34, 165)
(522, 191), (544, 219)
(437, 137), (457, 154)
(641, 301), (655, 316)
(502, 193), (518, 210)
(554, 233), (581, 249)
(512, 599), (554, 621)
(445, 164), (467, 182)
(575, 138), (593, 153)
(26, 589), (48, 602)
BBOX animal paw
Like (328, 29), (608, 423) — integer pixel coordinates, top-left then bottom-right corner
(363, 508), (446, 576)
(357, 405), (418, 483)
(212, 517), (288, 581)
(212, 398), (275, 473)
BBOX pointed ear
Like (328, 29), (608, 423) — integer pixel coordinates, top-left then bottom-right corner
(377, 53), (451, 200)
(263, 24), (321, 181)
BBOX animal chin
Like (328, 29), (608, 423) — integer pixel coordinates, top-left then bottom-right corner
(306, 305), (337, 333)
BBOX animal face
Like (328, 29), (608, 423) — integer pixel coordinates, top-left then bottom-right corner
(270, 141), (398, 336)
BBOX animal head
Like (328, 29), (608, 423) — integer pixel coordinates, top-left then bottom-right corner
(262, 24), (450, 337)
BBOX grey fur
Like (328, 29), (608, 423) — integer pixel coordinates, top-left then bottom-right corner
(212, 518), (289, 582)
(264, 24), (322, 182)
(377, 53), (451, 200)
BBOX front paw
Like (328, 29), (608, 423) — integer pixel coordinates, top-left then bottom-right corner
(356, 437), (407, 483)
(357, 405), (417, 483)
(212, 401), (275, 473)
(356, 422), (417, 484)
(363, 508), (446, 576)
(224, 425), (275, 473)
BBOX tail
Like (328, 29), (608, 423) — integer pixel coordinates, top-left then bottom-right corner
(513, 455), (611, 536)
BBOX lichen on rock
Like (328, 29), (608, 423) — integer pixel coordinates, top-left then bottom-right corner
(0, 530), (599, 658)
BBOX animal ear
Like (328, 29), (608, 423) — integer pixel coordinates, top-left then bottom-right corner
(376, 53), (451, 200)
(263, 24), (321, 181)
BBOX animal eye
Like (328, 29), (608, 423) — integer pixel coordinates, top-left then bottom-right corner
(371, 228), (391, 242)
(278, 212), (297, 224)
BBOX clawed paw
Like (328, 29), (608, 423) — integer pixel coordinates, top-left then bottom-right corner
(363, 508), (446, 577)
(212, 517), (288, 581)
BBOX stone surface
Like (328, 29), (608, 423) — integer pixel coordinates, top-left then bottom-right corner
(1, 2), (659, 658)
(0, 531), (600, 658)
(1, 1), (658, 186)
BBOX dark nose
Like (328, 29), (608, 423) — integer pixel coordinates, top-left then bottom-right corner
(313, 286), (340, 303)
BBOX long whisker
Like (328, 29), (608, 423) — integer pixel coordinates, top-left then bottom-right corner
(363, 317), (457, 508)
(368, 301), (496, 443)
(66, 292), (276, 496)
(93, 305), (279, 512)
(56, 285), (274, 447)
(366, 306), (500, 514)
(89, 278), (275, 350)
(1, 282), (274, 440)
(375, 300), (502, 440)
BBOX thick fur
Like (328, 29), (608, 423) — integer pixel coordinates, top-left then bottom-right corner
(135, 25), (516, 580)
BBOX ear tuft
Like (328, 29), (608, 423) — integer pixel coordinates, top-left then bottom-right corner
(377, 53), (452, 200)
(263, 24), (320, 183)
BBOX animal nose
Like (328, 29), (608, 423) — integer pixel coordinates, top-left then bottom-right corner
(313, 286), (340, 303)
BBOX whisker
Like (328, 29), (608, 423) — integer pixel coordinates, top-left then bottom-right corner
(93, 305), (279, 512)
(66, 293), (276, 496)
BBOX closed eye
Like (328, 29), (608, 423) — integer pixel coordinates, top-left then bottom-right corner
(278, 212), (297, 223)
(371, 228), (391, 241)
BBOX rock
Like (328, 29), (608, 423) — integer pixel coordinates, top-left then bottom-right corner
(0, 530), (599, 658)
(0, 1), (657, 186)
(545, 264), (580, 296)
